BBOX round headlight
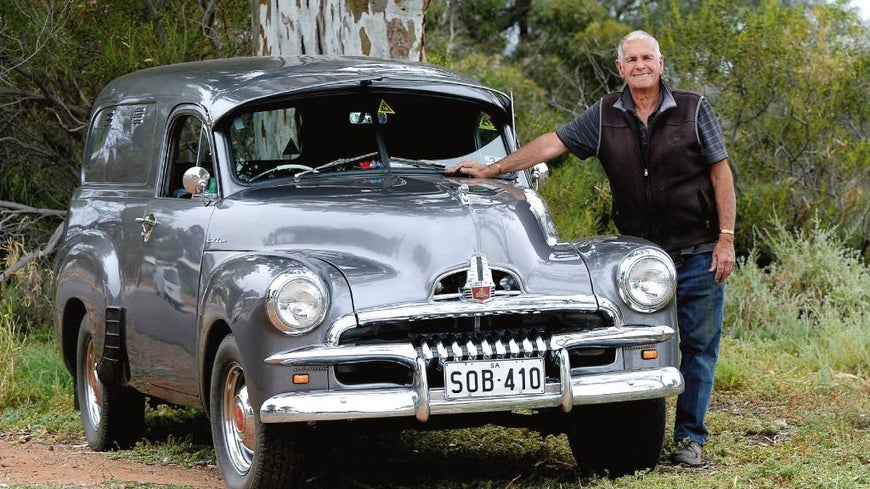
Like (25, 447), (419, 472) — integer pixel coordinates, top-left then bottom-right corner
(618, 248), (676, 313)
(266, 270), (328, 334)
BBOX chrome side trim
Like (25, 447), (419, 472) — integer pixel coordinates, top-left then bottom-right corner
(324, 294), (600, 347)
(259, 367), (684, 423)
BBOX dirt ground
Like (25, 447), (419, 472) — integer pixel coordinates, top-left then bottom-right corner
(0, 436), (223, 488)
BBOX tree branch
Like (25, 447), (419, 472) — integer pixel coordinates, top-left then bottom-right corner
(0, 222), (64, 284)
(0, 201), (66, 218)
(143, 0), (167, 44)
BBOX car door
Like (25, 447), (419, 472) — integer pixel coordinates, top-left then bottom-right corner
(125, 108), (217, 403)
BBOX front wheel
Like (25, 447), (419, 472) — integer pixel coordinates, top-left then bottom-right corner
(565, 398), (666, 477)
(210, 336), (303, 489)
(75, 316), (145, 450)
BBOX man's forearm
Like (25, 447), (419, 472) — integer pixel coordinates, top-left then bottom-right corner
(495, 132), (568, 174)
(710, 160), (736, 232)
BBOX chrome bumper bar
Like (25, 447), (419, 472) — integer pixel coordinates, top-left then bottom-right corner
(260, 326), (683, 424)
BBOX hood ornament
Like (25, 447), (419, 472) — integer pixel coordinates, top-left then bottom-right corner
(462, 254), (495, 302)
(457, 184), (470, 206)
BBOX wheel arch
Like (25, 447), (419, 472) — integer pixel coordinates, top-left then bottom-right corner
(196, 251), (353, 414)
(196, 252), (306, 417)
(199, 318), (231, 417)
(54, 231), (125, 371)
(59, 298), (88, 376)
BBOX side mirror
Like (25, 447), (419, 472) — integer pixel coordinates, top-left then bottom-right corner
(529, 162), (549, 191)
(182, 166), (211, 195)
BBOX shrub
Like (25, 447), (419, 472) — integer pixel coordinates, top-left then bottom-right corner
(1, 240), (55, 333)
(0, 301), (23, 406)
(540, 157), (617, 240)
(725, 219), (869, 376)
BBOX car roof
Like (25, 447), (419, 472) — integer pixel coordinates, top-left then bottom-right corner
(93, 56), (512, 122)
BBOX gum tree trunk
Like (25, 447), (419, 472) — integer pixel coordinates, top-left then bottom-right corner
(253, 0), (427, 60)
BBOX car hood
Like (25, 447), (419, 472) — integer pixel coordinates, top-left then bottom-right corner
(206, 174), (593, 309)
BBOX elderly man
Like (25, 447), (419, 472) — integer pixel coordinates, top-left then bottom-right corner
(446, 30), (737, 466)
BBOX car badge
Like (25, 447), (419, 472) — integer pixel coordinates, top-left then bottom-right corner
(463, 254), (495, 303)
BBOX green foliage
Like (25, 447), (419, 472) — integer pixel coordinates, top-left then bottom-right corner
(0, 324), (77, 440)
(429, 0), (870, 259)
(660, 0), (870, 256)
(518, 0), (629, 114)
(0, 300), (23, 406)
(526, 0), (608, 62)
(445, 54), (563, 142)
(0, 0), (250, 211)
(0, 240), (55, 333)
(725, 219), (870, 376)
(540, 157), (617, 239)
(457, 0), (509, 52)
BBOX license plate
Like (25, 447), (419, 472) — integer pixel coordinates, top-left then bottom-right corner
(444, 358), (545, 399)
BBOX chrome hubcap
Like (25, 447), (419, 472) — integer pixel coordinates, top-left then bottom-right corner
(221, 362), (254, 474)
(83, 339), (102, 426)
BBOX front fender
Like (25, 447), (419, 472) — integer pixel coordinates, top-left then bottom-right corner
(572, 235), (680, 369)
(197, 251), (355, 413)
(571, 235), (678, 327)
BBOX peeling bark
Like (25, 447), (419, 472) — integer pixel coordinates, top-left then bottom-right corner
(254, 0), (426, 60)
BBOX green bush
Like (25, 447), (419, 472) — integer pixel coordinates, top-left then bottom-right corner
(1, 240), (55, 333)
(540, 157), (617, 240)
(0, 301), (23, 406)
(725, 219), (869, 376)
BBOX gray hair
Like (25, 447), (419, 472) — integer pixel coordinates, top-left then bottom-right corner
(617, 30), (661, 60)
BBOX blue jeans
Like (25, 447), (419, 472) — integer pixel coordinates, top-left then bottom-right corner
(672, 252), (724, 446)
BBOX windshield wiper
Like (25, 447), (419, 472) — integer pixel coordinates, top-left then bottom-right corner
(389, 157), (445, 169)
(294, 152), (380, 180)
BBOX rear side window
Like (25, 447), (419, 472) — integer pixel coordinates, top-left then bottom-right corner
(162, 114), (214, 198)
(83, 103), (157, 184)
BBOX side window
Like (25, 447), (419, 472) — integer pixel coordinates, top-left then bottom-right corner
(83, 104), (156, 184)
(163, 115), (214, 198)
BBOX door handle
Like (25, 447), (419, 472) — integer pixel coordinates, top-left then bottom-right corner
(135, 213), (157, 242)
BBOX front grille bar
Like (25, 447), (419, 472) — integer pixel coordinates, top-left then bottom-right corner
(325, 293), (605, 347)
(415, 333), (550, 362)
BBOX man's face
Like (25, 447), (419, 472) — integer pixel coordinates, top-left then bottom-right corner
(616, 38), (664, 92)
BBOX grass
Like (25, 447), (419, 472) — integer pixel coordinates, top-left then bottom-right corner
(1, 224), (868, 488)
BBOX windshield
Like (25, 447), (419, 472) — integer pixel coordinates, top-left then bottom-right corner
(227, 91), (510, 183)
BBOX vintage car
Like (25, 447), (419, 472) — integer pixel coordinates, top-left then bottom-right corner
(54, 56), (683, 487)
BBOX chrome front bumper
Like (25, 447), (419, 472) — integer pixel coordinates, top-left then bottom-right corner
(260, 325), (683, 424)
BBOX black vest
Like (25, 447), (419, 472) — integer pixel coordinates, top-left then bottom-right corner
(598, 90), (719, 251)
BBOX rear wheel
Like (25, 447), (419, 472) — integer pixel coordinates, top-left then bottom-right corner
(75, 316), (145, 450)
(565, 398), (666, 477)
(210, 336), (303, 489)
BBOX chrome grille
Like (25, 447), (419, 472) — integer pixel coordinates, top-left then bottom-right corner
(414, 330), (551, 362)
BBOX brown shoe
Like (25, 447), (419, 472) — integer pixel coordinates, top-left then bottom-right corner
(671, 440), (704, 466)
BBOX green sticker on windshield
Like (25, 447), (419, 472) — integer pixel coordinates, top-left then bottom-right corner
(478, 113), (496, 131)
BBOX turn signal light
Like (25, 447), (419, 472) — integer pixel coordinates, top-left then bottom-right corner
(641, 349), (658, 360)
(292, 373), (310, 384)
